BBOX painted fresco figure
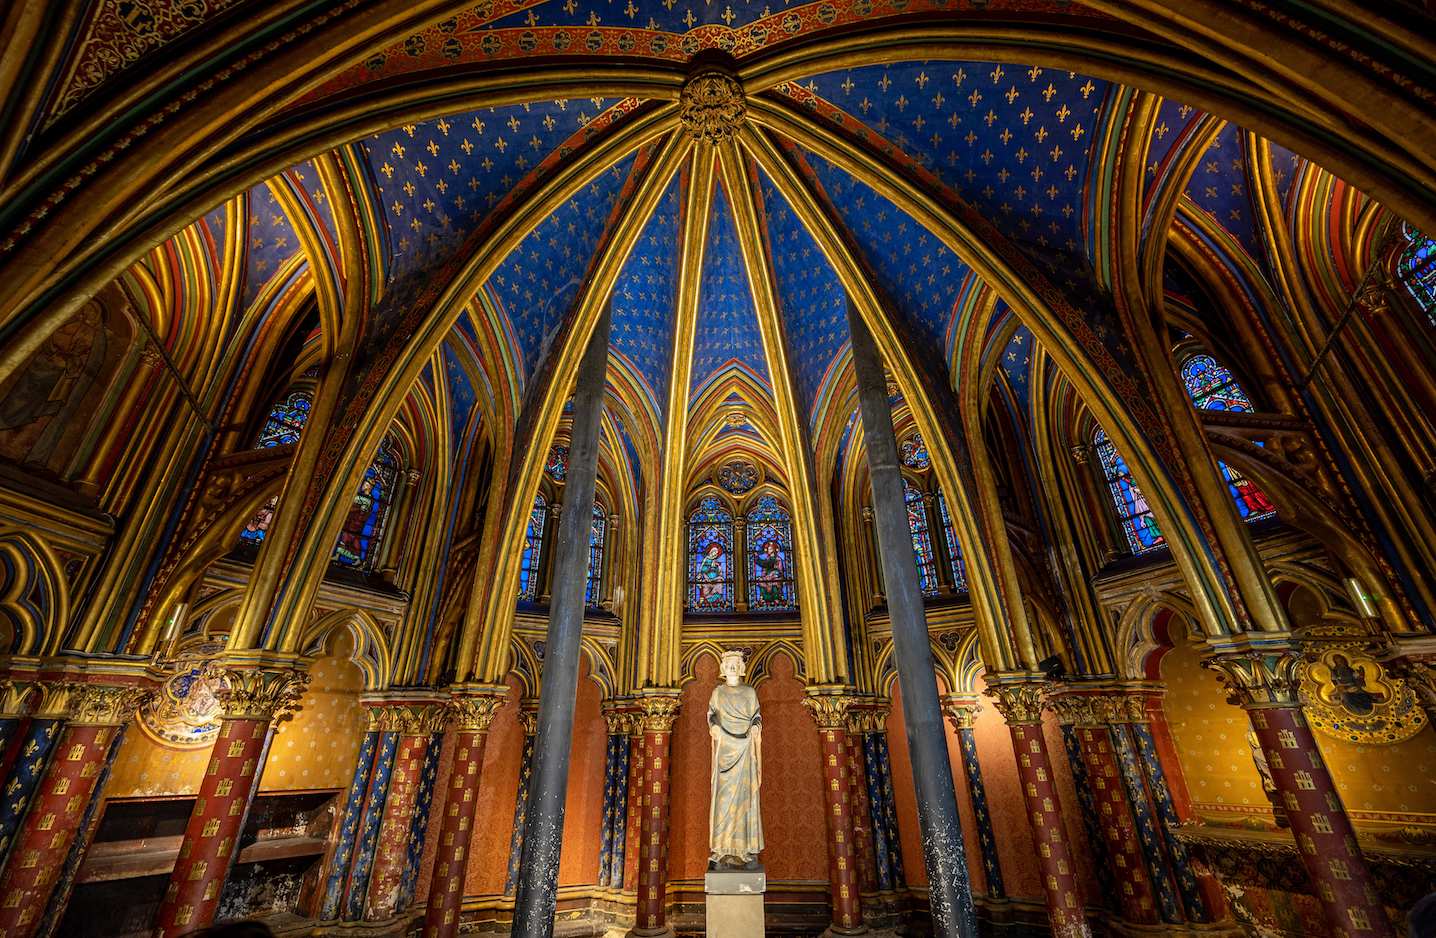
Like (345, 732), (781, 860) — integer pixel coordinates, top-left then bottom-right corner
(709, 649), (763, 869)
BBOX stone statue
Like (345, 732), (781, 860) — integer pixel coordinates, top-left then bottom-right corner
(709, 650), (763, 869)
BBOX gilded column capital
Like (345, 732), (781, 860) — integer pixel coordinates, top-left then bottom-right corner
(448, 693), (506, 733)
(0, 679), (37, 718)
(802, 688), (861, 729)
(678, 69), (746, 145)
(517, 703), (540, 736)
(635, 690), (682, 732)
(217, 667), (309, 722)
(1202, 650), (1303, 708)
(985, 680), (1049, 726)
(844, 700), (890, 734)
(601, 698), (635, 735)
(68, 682), (154, 726)
(941, 694), (981, 730)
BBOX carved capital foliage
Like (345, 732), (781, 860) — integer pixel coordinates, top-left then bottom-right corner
(602, 700), (635, 736)
(517, 706), (540, 736)
(449, 694), (505, 733)
(844, 702), (890, 734)
(1049, 691), (1149, 727)
(369, 702), (449, 735)
(678, 70), (745, 145)
(941, 695), (981, 730)
(802, 692), (860, 729)
(636, 692), (682, 732)
(0, 680), (37, 718)
(218, 668), (309, 722)
(69, 683), (154, 726)
(1203, 651), (1303, 708)
(985, 681), (1049, 726)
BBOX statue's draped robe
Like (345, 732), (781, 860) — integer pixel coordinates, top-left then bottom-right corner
(708, 683), (763, 861)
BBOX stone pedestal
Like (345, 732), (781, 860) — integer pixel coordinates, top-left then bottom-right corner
(705, 868), (766, 938)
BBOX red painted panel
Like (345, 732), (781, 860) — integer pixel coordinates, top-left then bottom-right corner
(754, 653), (825, 883)
(559, 659), (607, 886)
(463, 679), (524, 897)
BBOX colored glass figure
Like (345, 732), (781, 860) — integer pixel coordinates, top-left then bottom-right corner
(1180, 353), (1277, 523)
(1093, 429), (1166, 554)
(545, 444), (569, 482)
(333, 438), (399, 569)
(899, 433), (931, 470)
(239, 494), (277, 544)
(935, 492), (969, 591)
(255, 390), (312, 447)
(1180, 354), (1252, 412)
(745, 494), (796, 611)
(586, 503), (606, 607)
(518, 494), (547, 600)
(904, 480), (939, 594)
(687, 495), (734, 612)
(1400, 222), (1436, 324)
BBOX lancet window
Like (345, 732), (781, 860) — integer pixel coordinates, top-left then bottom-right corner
(332, 437), (400, 570)
(518, 493), (547, 601)
(1093, 428), (1166, 555)
(239, 389), (312, 544)
(745, 495), (796, 612)
(1399, 222), (1436, 324)
(586, 502), (606, 608)
(935, 492), (969, 592)
(905, 479), (940, 595)
(687, 495), (735, 613)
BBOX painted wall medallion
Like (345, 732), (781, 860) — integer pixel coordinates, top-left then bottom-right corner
(1300, 650), (1426, 744)
(140, 641), (227, 748)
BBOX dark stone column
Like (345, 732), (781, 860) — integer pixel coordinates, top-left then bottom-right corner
(848, 304), (976, 938)
(511, 308), (612, 938)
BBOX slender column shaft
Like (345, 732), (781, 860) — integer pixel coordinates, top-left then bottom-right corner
(365, 733), (429, 919)
(0, 721), (120, 937)
(1056, 725), (1117, 907)
(988, 684), (1090, 938)
(805, 693), (867, 934)
(346, 730), (398, 918)
(1125, 717), (1214, 920)
(942, 700), (1005, 901)
(321, 729), (380, 920)
(504, 722), (536, 896)
(860, 730), (902, 890)
(423, 694), (503, 938)
(155, 717), (274, 936)
(511, 309), (611, 938)
(0, 717), (63, 870)
(1208, 652), (1393, 937)
(624, 723), (646, 894)
(1069, 724), (1159, 923)
(598, 708), (632, 889)
(396, 730), (444, 913)
(842, 717), (878, 895)
(629, 695), (679, 937)
(1107, 722), (1186, 922)
(848, 303), (975, 938)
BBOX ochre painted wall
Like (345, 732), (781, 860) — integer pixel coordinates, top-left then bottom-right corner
(105, 651), (366, 799)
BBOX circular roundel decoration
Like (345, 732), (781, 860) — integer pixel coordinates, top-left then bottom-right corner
(1299, 649), (1426, 745)
(899, 433), (931, 470)
(717, 461), (759, 495)
(141, 641), (227, 749)
(545, 444), (569, 482)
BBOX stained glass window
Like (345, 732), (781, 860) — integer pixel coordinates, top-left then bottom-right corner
(899, 433), (931, 470)
(935, 492), (969, 592)
(745, 494), (796, 612)
(904, 480), (940, 595)
(1180, 354), (1277, 524)
(1093, 429), (1166, 554)
(545, 445), (569, 482)
(255, 391), (311, 447)
(518, 493), (547, 601)
(239, 495), (277, 545)
(687, 495), (734, 613)
(586, 503), (606, 607)
(1399, 222), (1436, 325)
(332, 438), (400, 570)
(1181, 355), (1252, 412)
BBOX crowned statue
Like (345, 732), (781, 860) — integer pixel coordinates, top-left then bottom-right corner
(709, 649), (764, 869)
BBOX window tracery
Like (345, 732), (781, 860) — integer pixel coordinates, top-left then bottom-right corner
(745, 494), (796, 612)
(519, 493), (547, 601)
(935, 492), (969, 592)
(1093, 428), (1166, 555)
(254, 390), (311, 447)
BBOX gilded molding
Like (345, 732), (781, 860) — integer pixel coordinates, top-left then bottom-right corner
(844, 701), (890, 734)
(67, 683), (154, 726)
(1049, 691), (1149, 727)
(635, 691), (682, 732)
(985, 681), (1049, 726)
(802, 690), (860, 729)
(678, 70), (746, 145)
(517, 706), (540, 736)
(217, 668), (309, 722)
(1203, 651), (1303, 708)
